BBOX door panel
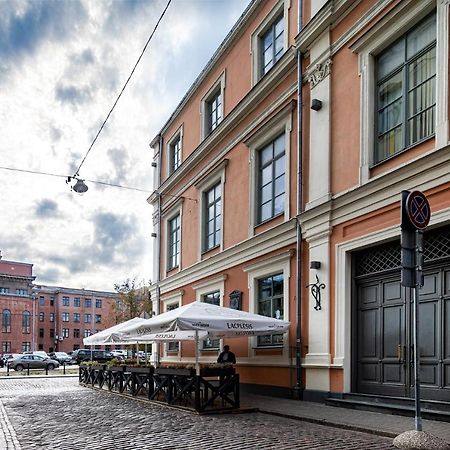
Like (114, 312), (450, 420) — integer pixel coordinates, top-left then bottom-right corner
(355, 265), (450, 400)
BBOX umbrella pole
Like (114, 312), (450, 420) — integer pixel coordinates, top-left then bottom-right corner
(136, 341), (139, 363)
(195, 330), (200, 376)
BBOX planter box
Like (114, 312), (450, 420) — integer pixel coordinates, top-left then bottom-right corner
(155, 367), (195, 376)
(106, 366), (126, 372)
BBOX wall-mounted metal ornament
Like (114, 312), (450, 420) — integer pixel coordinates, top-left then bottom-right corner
(229, 290), (242, 310)
(307, 274), (325, 311)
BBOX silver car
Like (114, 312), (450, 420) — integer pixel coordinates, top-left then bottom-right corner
(8, 354), (59, 371)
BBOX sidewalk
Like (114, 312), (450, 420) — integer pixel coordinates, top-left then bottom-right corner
(242, 393), (450, 444)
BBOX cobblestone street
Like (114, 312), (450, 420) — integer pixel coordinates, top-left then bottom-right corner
(0, 377), (395, 449)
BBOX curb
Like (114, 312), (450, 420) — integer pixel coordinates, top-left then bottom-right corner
(257, 409), (398, 439)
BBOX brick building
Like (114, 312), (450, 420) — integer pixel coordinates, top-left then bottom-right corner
(0, 257), (118, 354)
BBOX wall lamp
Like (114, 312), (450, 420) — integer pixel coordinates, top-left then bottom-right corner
(311, 99), (322, 111)
(151, 233), (157, 238)
(151, 162), (157, 168)
(310, 261), (321, 270)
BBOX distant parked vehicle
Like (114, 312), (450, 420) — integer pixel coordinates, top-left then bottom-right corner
(110, 350), (127, 360)
(2, 354), (22, 365)
(71, 349), (113, 364)
(48, 352), (72, 364)
(8, 354), (59, 371)
(23, 351), (49, 359)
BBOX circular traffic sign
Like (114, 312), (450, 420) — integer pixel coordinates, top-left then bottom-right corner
(406, 190), (431, 230)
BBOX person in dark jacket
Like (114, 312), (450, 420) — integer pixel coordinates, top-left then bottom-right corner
(217, 345), (236, 364)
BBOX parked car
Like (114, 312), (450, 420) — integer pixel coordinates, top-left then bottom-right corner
(2, 354), (22, 365)
(71, 349), (114, 364)
(110, 350), (127, 360)
(23, 351), (49, 359)
(8, 354), (59, 371)
(48, 352), (72, 364)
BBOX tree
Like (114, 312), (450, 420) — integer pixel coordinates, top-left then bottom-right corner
(113, 278), (152, 323)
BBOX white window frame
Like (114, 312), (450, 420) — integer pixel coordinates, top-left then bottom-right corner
(166, 125), (183, 176)
(195, 162), (227, 257)
(200, 72), (225, 139)
(352, 0), (448, 184)
(163, 200), (183, 274)
(244, 251), (290, 358)
(246, 110), (292, 236)
(162, 292), (182, 359)
(251, 0), (290, 86)
(193, 275), (226, 352)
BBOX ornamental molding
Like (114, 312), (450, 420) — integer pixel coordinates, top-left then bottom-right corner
(307, 59), (332, 88)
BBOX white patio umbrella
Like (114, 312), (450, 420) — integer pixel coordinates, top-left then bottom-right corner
(118, 301), (290, 375)
(83, 317), (147, 345)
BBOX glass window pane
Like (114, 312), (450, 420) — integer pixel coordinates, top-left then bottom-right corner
(377, 127), (402, 161)
(260, 202), (272, 222)
(408, 47), (435, 89)
(274, 174), (284, 197)
(408, 107), (435, 145)
(261, 183), (272, 203)
(378, 99), (402, 133)
(408, 77), (435, 118)
(377, 39), (404, 79)
(378, 72), (402, 108)
(272, 274), (283, 294)
(261, 165), (272, 186)
(274, 194), (284, 215)
(274, 155), (285, 178)
(273, 134), (284, 157)
(407, 13), (436, 59)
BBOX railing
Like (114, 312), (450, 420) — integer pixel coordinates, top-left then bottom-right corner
(79, 365), (240, 412)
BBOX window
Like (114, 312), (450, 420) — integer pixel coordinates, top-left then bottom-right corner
(73, 329), (80, 338)
(39, 328), (44, 338)
(202, 292), (220, 350)
(84, 329), (91, 338)
(22, 311), (31, 334)
(16, 289), (27, 296)
(39, 312), (44, 322)
(22, 342), (31, 352)
(95, 314), (102, 324)
(62, 312), (69, 322)
(257, 134), (285, 223)
(62, 328), (69, 338)
(50, 296), (54, 306)
(375, 13), (436, 164)
(73, 313), (80, 323)
(2, 341), (11, 352)
(169, 134), (181, 175)
(39, 296), (45, 305)
(50, 329), (55, 338)
(84, 314), (91, 323)
(206, 89), (222, 134)
(73, 344), (80, 351)
(62, 296), (70, 306)
(95, 299), (102, 308)
(49, 313), (55, 322)
(2, 309), (11, 333)
(167, 214), (181, 270)
(257, 273), (284, 346)
(0, 287), (10, 294)
(261, 15), (284, 76)
(38, 344), (43, 350)
(74, 297), (81, 307)
(84, 298), (92, 308)
(201, 73), (225, 138)
(203, 183), (221, 252)
(166, 303), (179, 352)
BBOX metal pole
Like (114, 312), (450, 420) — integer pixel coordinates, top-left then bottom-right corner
(413, 230), (423, 431)
(195, 331), (200, 376)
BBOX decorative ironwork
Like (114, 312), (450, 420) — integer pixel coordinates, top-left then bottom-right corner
(307, 274), (325, 311)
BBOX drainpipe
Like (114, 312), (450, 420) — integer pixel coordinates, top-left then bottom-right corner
(293, 0), (304, 400)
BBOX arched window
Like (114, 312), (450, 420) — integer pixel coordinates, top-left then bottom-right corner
(22, 310), (31, 334)
(2, 309), (11, 333)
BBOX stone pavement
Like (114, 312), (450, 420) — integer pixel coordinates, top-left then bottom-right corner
(0, 377), (395, 449)
(241, 393), (450, 444)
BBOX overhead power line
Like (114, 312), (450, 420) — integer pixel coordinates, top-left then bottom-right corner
(73, 0), (172, 178)
(0, 165), (151, 193)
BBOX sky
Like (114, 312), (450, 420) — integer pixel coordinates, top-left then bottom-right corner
(0, 0), (250, 292)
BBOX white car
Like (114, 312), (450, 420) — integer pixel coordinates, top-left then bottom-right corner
(110, 350), (128, 359)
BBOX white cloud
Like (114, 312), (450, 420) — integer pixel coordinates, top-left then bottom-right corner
(0, 0), (250, 291)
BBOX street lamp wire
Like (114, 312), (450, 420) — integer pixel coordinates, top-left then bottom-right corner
(73, 0), (172, 178)
(0, 165), (151, 193)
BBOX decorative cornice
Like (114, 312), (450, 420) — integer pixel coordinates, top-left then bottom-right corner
(307, 59), (332, 88)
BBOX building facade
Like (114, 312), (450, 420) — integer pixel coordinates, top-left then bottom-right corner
(150, 0), (450, 403)
(0, 257), (118, 354)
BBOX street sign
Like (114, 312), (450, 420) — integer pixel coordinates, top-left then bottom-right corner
(405, 190), (431, 230)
